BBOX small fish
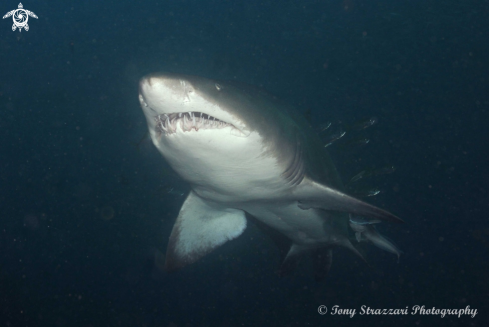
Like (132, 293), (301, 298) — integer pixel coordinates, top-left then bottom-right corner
(153, 183), (187, 198)
(352, 117), (378, 131)
(373, 165), (396, 176)
(324, 128), (346, 147)
(340, 137), (370, 149)
(318, 122), (332, 133)
(352, 188), (381, 198)
(164, 186), (186, 197)
(348, 165), (396, 184)
(349, 215), (402, 262)
(350, 170), (366, 183)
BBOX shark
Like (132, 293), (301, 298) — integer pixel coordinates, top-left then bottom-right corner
(138, 73), (403, 280)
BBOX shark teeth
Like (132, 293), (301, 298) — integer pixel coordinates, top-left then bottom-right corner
(154, 112), (232, 136)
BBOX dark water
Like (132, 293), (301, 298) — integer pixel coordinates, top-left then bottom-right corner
(1, 0), (488, 326)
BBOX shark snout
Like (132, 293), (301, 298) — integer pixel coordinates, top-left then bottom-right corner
(138, 75), (161, 106)
(138, 75), (167, 113)
(138, 73), (197, 112)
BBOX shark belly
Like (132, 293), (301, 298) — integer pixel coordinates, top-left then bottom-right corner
(153, 125), (293, 202)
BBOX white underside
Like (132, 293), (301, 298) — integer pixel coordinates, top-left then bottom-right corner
(151, 124), (290, 202)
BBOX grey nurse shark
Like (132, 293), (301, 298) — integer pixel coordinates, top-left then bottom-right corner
(138, 73), (403, 280)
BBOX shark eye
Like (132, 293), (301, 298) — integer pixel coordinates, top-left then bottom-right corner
(215, 83), (222, 91)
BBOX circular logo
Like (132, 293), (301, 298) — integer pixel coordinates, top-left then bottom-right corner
(318, 305), (328, 315)
(14, 9), (28, 27)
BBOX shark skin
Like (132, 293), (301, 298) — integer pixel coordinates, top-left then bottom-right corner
(138, 73), (403, 280)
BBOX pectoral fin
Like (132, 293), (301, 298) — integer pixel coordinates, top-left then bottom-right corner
(294, 179), (404, 223)
(165, 191), (247, 271)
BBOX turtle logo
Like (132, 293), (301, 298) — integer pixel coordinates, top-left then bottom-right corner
(3, 3), (38, 32)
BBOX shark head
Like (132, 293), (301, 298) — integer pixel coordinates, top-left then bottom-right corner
(138, 73), (299, 200)
(139, 73), (251, 139)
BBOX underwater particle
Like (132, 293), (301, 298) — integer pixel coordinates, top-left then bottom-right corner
(100, 206), (115, 220)
(23, 214), (40, 230)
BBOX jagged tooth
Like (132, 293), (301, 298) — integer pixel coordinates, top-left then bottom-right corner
(192, 112), (196, 128)
(178, 113), (182, 118)
(183, 114), (188, 131)
(169, 118), (174, 132)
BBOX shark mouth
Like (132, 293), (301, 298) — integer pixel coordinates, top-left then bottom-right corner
(154, 112), (236, 136)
